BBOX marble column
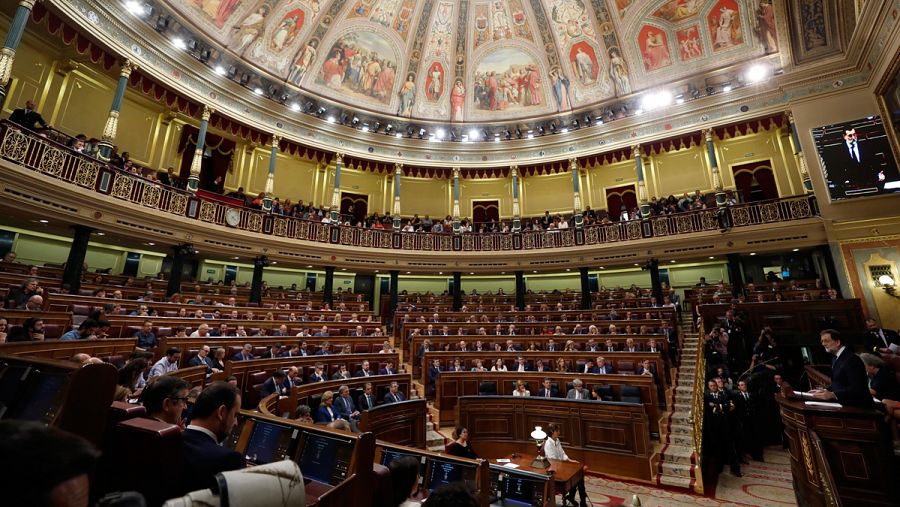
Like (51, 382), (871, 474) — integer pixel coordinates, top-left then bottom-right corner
(511, 166), (521, 232)
(704, 128), (726, 206)
(634, 145), (651, 218)
(330, 153), (343, 222)
(571, 158), (584, 228)
(787, 112), (813, 193)
(98, 60), (137, 160)
(262, 135), (280, 212)
(452, 167), (461, 234)
(0, 0), (37, 108)
(392, 163), (402, 229)
(186, 105), (213, 193)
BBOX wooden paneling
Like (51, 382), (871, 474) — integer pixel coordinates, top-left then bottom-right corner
(457, 396), (654, 481)
(358, 398), (427, 448)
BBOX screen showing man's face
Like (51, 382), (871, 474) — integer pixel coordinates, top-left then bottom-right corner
(843, 129), (858, 144)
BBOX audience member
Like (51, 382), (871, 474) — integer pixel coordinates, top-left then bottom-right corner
(180, 382), (244, 494)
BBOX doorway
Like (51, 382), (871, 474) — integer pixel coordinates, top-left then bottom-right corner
(340, 192), (369, 224)
(472, 200), (500, 230)
(732, 162), (778, 202)
(605, 185), (637, 221)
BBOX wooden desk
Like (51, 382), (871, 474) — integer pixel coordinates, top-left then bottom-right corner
(502, 454), (584, 506)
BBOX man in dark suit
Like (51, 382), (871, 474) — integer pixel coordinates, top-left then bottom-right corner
(810, 329), (872, 406)
(428, 359), (442, 384)
(537, 378), (559, 398)
(604, 339), (617, 352)
(308, 364), (326, 383)
(704, 380), (741, 477)
(331, 364), (351, 380)
(260, 370), (289, 397)
(180, 382), (244, 494)
(383, 381), (405, 403)
(231, 344), (254, 361)
(379, 360), (397, 375)
(861, 353), (900, 401)
(357, 382), (377, 410)
(354, 360), (374, 377)
(9, 101), (49, 131)
(334, 385), (360, 431)
(822, 127), (896, 194)
(188, 345), (218, 374)
(546, 339), (558, 352)
(592, 357), (615, 374)
(864, 318), (900, 355)
(733, 380), (762, 462)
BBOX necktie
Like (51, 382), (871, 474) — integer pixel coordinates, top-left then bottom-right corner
(743, 393), (748, 401)
(545, 390), (550, 398)
(879, 330), (888, 347)
(367, 395), (372, 408)
(831, 355), (838, 368)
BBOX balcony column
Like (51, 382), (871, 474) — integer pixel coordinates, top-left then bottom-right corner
(515, 271), (525, 311)
(62, 225), (93, 295)
(0, 0), (37, 108)
(704, 128), (726, 206)
(726, 253), (744, 298)
(323, 266), (335, 307)
(389, 270), (399, 316)
(262, 135), (280, 213)
(570, 158), (584, 228)
(392, 163), (402, 229)
(186, 105), (213, 193)
(166, 244), (193, 297)
(511, 166), (521, 232)
(579, 267), (591, 310)
(250, 256), (268, 305)
(787, 112), (813, 193)
(634, 145), (651, 218)
(452, 167), (461, 234)
(648, 259), (663, 303)
(97, 60), (136, 160)
(452, 272), (462, 311)
(330, 153), (343, 222)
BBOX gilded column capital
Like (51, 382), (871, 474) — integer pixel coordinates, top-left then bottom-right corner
(703, 128), (714, 141)
(394, 162), (403, 175)
(786, 111), (796, 124)
(334, 153), (344, 165)
(270, 134), (281, 148)
(19, 0), (39, 10)
(509, 166), (517, 177)
(632, 145), (641, 158)
(200, 105), (214, 121)
(568, 157), (578, 169)
(452, 167), (461, 178)
(120, 59), (137, 79)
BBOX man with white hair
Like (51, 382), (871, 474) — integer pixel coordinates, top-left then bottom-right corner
(190, 323), (210, 338)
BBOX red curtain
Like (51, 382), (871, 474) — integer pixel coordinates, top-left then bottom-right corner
(177, 126), (236, 192)
(472, 201), (499, 227)
(605, 185), (637, 221)
(732, 162), (778, 202)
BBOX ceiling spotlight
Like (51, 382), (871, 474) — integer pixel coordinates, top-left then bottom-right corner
(527, 133), (534, 139)
(670, 260), (676, 263)
(253, 87), (264, 95)
(316, 107), (326, 117)
(125, 0), (147, 15)
(395, 133), (403, 138)
(792, 248), (800, 252)
(384, 124), (393, 133)
(214, 65), (226, 76)
(154, 16), (171, 32)
(239, 73), (250, 85)
(38, 219), (49, 223)
(749, 252), (757, 256)
(326, 115), (335, 123)
(640, 90), (673, 111)
(96, 232), (105, 236)
(199, 49), (211, 63)
(549, 123), (557, 133)
(675, 97), (684, 105)
(436, 128), (445, 140)
(709, 256), (715, 259)
(418, 128), (426, 139)
(745, 63), (769, 83)
(373, 121), (381, 131)
(538, 126), (545, 135)
(361, 125), (369, 132)
(560, 127), (569, 134)
(468, 128), (480, 140)
(723, 84), (733, 93)
(147, 242), (155, 246)
(634, 109), (644, 115)
(351, 116), (359, 126)
(494, 134), (500, 142)
(599, 266), (605, 270)
(290, 102), (301, 112)
(171, 37), (187, 50)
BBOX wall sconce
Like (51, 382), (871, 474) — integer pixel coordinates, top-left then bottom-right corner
(878, 275), (899, 299)
(529, 426), (549, 469)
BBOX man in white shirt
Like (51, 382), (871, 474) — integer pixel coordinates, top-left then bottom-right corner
(149, 347), (181, 378)
(190, 323), (210, 338)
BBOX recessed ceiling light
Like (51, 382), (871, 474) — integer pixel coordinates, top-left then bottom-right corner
(599, 266), (605, 270)
(469, 272), (474, 275)
(171, 38), (186, 50)
(468, 128), (480, 140)
(361, 126), (369, 132)
(709, 256), (715, 259)
(374, 270), (379, 273)
(532, 270), (538, 273)
(395, 133), (403, 138)
(527, 134), (534, 139)
(125, 0), (146, 15)
(792, 248), (800, 252)
(306, 265), (312, 268)
(634, 109), (644, 115)
(745, 63), (769, 83)
(438, 272), (443, 275)
(640, 90), (673, 111)
(501, 272), (506, 274)
(406, 271), (411, 274)
(341, 268), (347, 271)
(675, 98), (684, 105)
(436, 128), (445, 139)
(560, 128), (569, 134)
(96, 232), (105, 236)
(326, 116), (335, 123)
(634, 263), (639, 266)
(214, 65), (226, 76)
(723, 85), (733, 93)
(271, 261), (277, 265)
(670, 260), (676, 263)
(565, 268), (571, 271)
(749, 252), (757, 256)
(233, 256), (240, 260)
(38, 219), (49, 223)
(290, 102), (300, 112)
(147, 242), (155, 246)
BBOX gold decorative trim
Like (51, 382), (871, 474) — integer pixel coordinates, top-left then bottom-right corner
(39, 147), (65, 177)
(141, 184), (161, 208)
(168, 193), (188, 215)
(111, 173), (134, 199)
(1, 128), (28, 162)
(0, 47), (16, 85)
(74, 160), (99, 188)
(799, 432), (818, 486)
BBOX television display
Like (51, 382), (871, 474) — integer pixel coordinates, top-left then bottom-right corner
(425, 458), (477, 492)
(244, 421), (296, 465)
(10, 371), (67, 422)
(296, 431), (355, 485)
(811, 115), (900, 200)
(501, 473), (543, 505)
(380, 449), (426, 484)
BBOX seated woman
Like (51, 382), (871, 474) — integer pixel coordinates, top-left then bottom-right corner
(445, 426), (478, 459)
(555, 357), (568, 372)
(471, 359), (487, 372)
(513, 380), (530, 397)
(491, 358), (508, 372)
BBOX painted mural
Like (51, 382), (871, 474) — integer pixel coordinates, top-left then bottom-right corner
(473, 48), (543, 112)
(800, 0), (828, 51)
(425, 62), (446, 101)
(317, 31), (400, 106)
(426, 1), (455, 59)
(473, 1), (533, 49)
(547, 0), (596, 45)
(569, 41), (599, 85)
(347, 0), (416, 40)
(193, 0), (244, 29)
(651, 0), (702, 22)
(708, 0), (743, 52)
(676, 25), (703, 61)
(753, 0), (778, 53)
(638, 25), (673, 72)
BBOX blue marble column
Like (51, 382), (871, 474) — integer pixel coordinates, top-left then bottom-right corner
(0, 0), (37, 107)
(262, 135), (280, 212)
(452, 167), (461, 234)
(330, 153), (343, 221)
(511, 166), (521, 232)
(392, 163), (402, 229)
(704, 128), (726, 206)
(186, 105), (213, 193)
(787, 112), (813, 193)
(634, 145), (651, 218)
(98, 60), (137, 160)
(571, 158), (584, 228)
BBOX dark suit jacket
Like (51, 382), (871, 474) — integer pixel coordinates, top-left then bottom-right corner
(537, 387), (559, 398)
(591, 365), (615, 374)
(428, 366), (442, 383)
(260, 377), (289, 397)
(828, 349), (873, 406)
(231, 352), (253, 361)
(378, 368), (396, 375)
(316, 405), (337, 423)
(9, 108), (47, 130)
(308, 372), (326, 383)
(870, 367), (900, 401)
(180, 428), (244, 494)
(384, 391), (405, 404)
(358, 393), (377, 411)
(333, 395), (357, 420)
(864, 328), (900, 355)
(353, 369), (374, 377)
(188, 355), (213, 372)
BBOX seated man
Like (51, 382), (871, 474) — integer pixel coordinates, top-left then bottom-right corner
(566, 379), (589, 400)
(428, 359), (443, 384)
(59, 319), (98, 341)
(149, 347), (181, 378)
(332, 364), (351, 380)
(357, 382), (377, 410)
(260, 370), (290, 397)
(592, 356), (615, 374)
(134, 319), (158, 350)
(383, 381), (406, 403)
(333, 385), (360, 431)
(537, 378), (558, 398)
(189, 345), (218, 374)
(379, 360), (397, 375)
(308, 364), (327, 383)
(232, 343), (254, 361)
(181, 382), (244, 494)
(354, 360), (374, 377)
(141, 375), (190, 426)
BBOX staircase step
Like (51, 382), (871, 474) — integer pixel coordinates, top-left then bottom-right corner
(658, 474), (694, 489)
(659, 444), (694, 464)
(665, 433), (694, 446)
(659, 462), (694, 478)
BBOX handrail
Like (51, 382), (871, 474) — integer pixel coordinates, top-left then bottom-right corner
(691, 320), (706, 494)
(0, 121), (820, 253)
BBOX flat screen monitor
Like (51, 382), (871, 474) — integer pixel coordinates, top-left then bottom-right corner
(500, 473), (543, 505)
(296, 431), (355, 485)
(8, 371), (67, 423)
(0, 364), (32, 418)
(244, 420), (296, 465)
(380, 449), (427, 484)
(425, 458), (478, 492)
(811, 115), (900, 200)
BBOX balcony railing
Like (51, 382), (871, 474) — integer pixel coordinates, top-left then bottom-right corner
(0, 121), (819, 253)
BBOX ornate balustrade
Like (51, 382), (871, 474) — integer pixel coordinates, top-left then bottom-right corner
(0, 121), (819, 253)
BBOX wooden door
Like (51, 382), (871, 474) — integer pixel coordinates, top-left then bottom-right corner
(472, 200), (500, 229)
(732, 162), (778, 202)
(340, 192), (368, 224)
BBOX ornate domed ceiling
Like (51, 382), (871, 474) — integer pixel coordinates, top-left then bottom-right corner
(156, 0), (781, 124)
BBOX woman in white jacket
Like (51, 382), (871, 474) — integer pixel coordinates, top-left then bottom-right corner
(542, 423), (588, 506)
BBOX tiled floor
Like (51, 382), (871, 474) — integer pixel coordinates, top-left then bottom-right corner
(582, 448), (796, 507)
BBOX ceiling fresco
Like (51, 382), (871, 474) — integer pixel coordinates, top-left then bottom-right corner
(157, 0), (781, 123)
